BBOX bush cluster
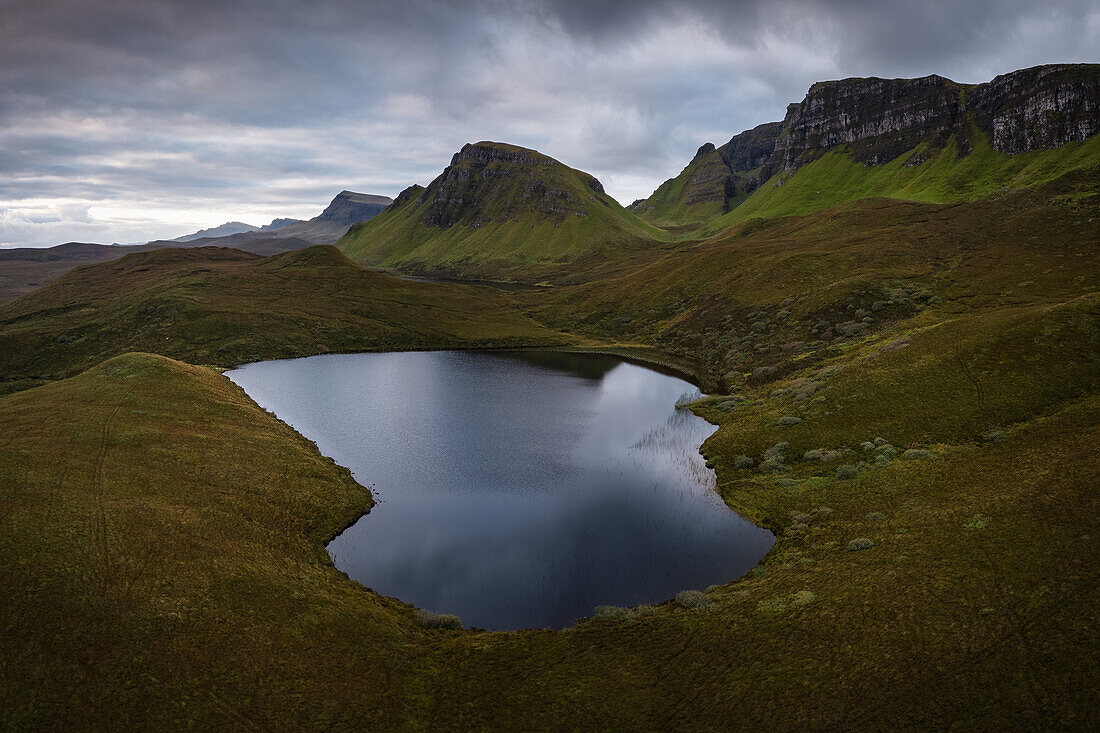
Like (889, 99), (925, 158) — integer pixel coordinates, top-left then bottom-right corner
(416, 610), (463, 630)
(674, 590), (710, 609)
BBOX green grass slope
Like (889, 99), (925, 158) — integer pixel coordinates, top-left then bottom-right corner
(700, 128), (1100, 237)
(0, 245), (568, 389)
(337, 141), (666, 280)
(0, 138), (1098, 729)
(0, 353), (429, 728)
(1, 206), (1097, 726)
(628, 143), (732, 230)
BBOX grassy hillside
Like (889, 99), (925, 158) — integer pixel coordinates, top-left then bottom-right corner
(0, 353), (427, 728)
(628, 143), (732, 230)
(0, 245), (568, 390)
(699, 128), (1100, 236)
(1, 196), (1096, 725)
(337, 142), (666, 280)
(532, 163), (1098, 343)
(0, 137), (1097, 726)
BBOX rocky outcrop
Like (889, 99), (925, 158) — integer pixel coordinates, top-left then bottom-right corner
(635, 64), (1098, 221)
(773, 64), (1099, 169)
(967, 64), (1100, 155)
(450, 142), (551, 168)
(772, 74), (966, 168)
(717, 121), (783, 171)
(417, 141), (605, 228)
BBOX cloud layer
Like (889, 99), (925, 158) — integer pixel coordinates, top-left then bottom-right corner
(2, 0), (1097, 246)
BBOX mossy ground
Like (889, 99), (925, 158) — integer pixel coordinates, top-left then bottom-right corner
(0, 152), (1097, 727)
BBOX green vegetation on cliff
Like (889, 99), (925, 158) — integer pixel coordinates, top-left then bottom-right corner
(337, 141), (666, 280)
(700, 128), (1100, 235)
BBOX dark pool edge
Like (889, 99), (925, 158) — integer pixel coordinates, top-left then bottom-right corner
(220, 348), (776, 635)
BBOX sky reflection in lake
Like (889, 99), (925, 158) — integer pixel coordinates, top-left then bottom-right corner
(227, 351), (773, 630)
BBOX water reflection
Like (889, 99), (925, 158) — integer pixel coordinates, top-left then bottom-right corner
(227, 351), (773, 630)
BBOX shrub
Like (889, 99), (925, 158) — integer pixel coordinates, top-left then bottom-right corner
(964, 514), (991, 530)
(873, 437), (889, 447)
(835, 464), (858, 480)
(790, 590), (816, 608)
(790, 512), (811, 524)
(760, 458), (788, 473)
(847, 538), (875, 551)
(416, 610), (463, 630)
(777, 416), (802, 426)
(786, 522), (808, 536)
(793, 381), (824, 400)
(811, 506), (833, 519)
(593, 605), (631, 622)
(724, 371), (746, 388)
(675, 590), (710, 609)
(803, 448), (825, 461)
(865, 511), (887, 522)
(764, 442), (790, 460)
(983, 430), (1007, 444)
(734, 454), (754, 469)
(903, 448), (931, 460)
(860, 441), (875, 452)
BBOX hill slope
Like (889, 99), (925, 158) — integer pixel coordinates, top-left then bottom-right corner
(337, 142), (665, 280)
(634, 63), (1100, 231)
(0, 245), (567, 387)
(1, 170), (1097, 727)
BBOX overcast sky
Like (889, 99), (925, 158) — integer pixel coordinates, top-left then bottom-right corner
(1, 0), (1097, 247)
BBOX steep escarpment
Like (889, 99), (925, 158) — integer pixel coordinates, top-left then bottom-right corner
(337, 141), (663, 279)
(775, 63), (1098, 168)
(634, 63), (1100, 228)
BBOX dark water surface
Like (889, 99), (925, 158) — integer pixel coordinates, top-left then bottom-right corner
(227, 351), (773, 630)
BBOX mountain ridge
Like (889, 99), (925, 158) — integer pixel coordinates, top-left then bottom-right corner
(632, 63), (1100, 228)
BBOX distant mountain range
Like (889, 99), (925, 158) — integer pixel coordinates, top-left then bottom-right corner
(0, 190), (392, 302)
(161, 190), (392, 247)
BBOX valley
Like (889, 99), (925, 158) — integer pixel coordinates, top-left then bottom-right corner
(0, 63), (1097, 729)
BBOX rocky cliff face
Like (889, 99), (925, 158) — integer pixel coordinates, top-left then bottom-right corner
(967, 64), (1100, 155)
(772, 74), (966, 168)
(774, 64), (1099, 169)
(636, 63), (1098, 222)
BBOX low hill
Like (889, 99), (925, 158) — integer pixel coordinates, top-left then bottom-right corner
(0, 242), (136, 303)
(0, 245), (567, 386)
(336, 142), (666, 280)
(0, 192), (393, 302)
